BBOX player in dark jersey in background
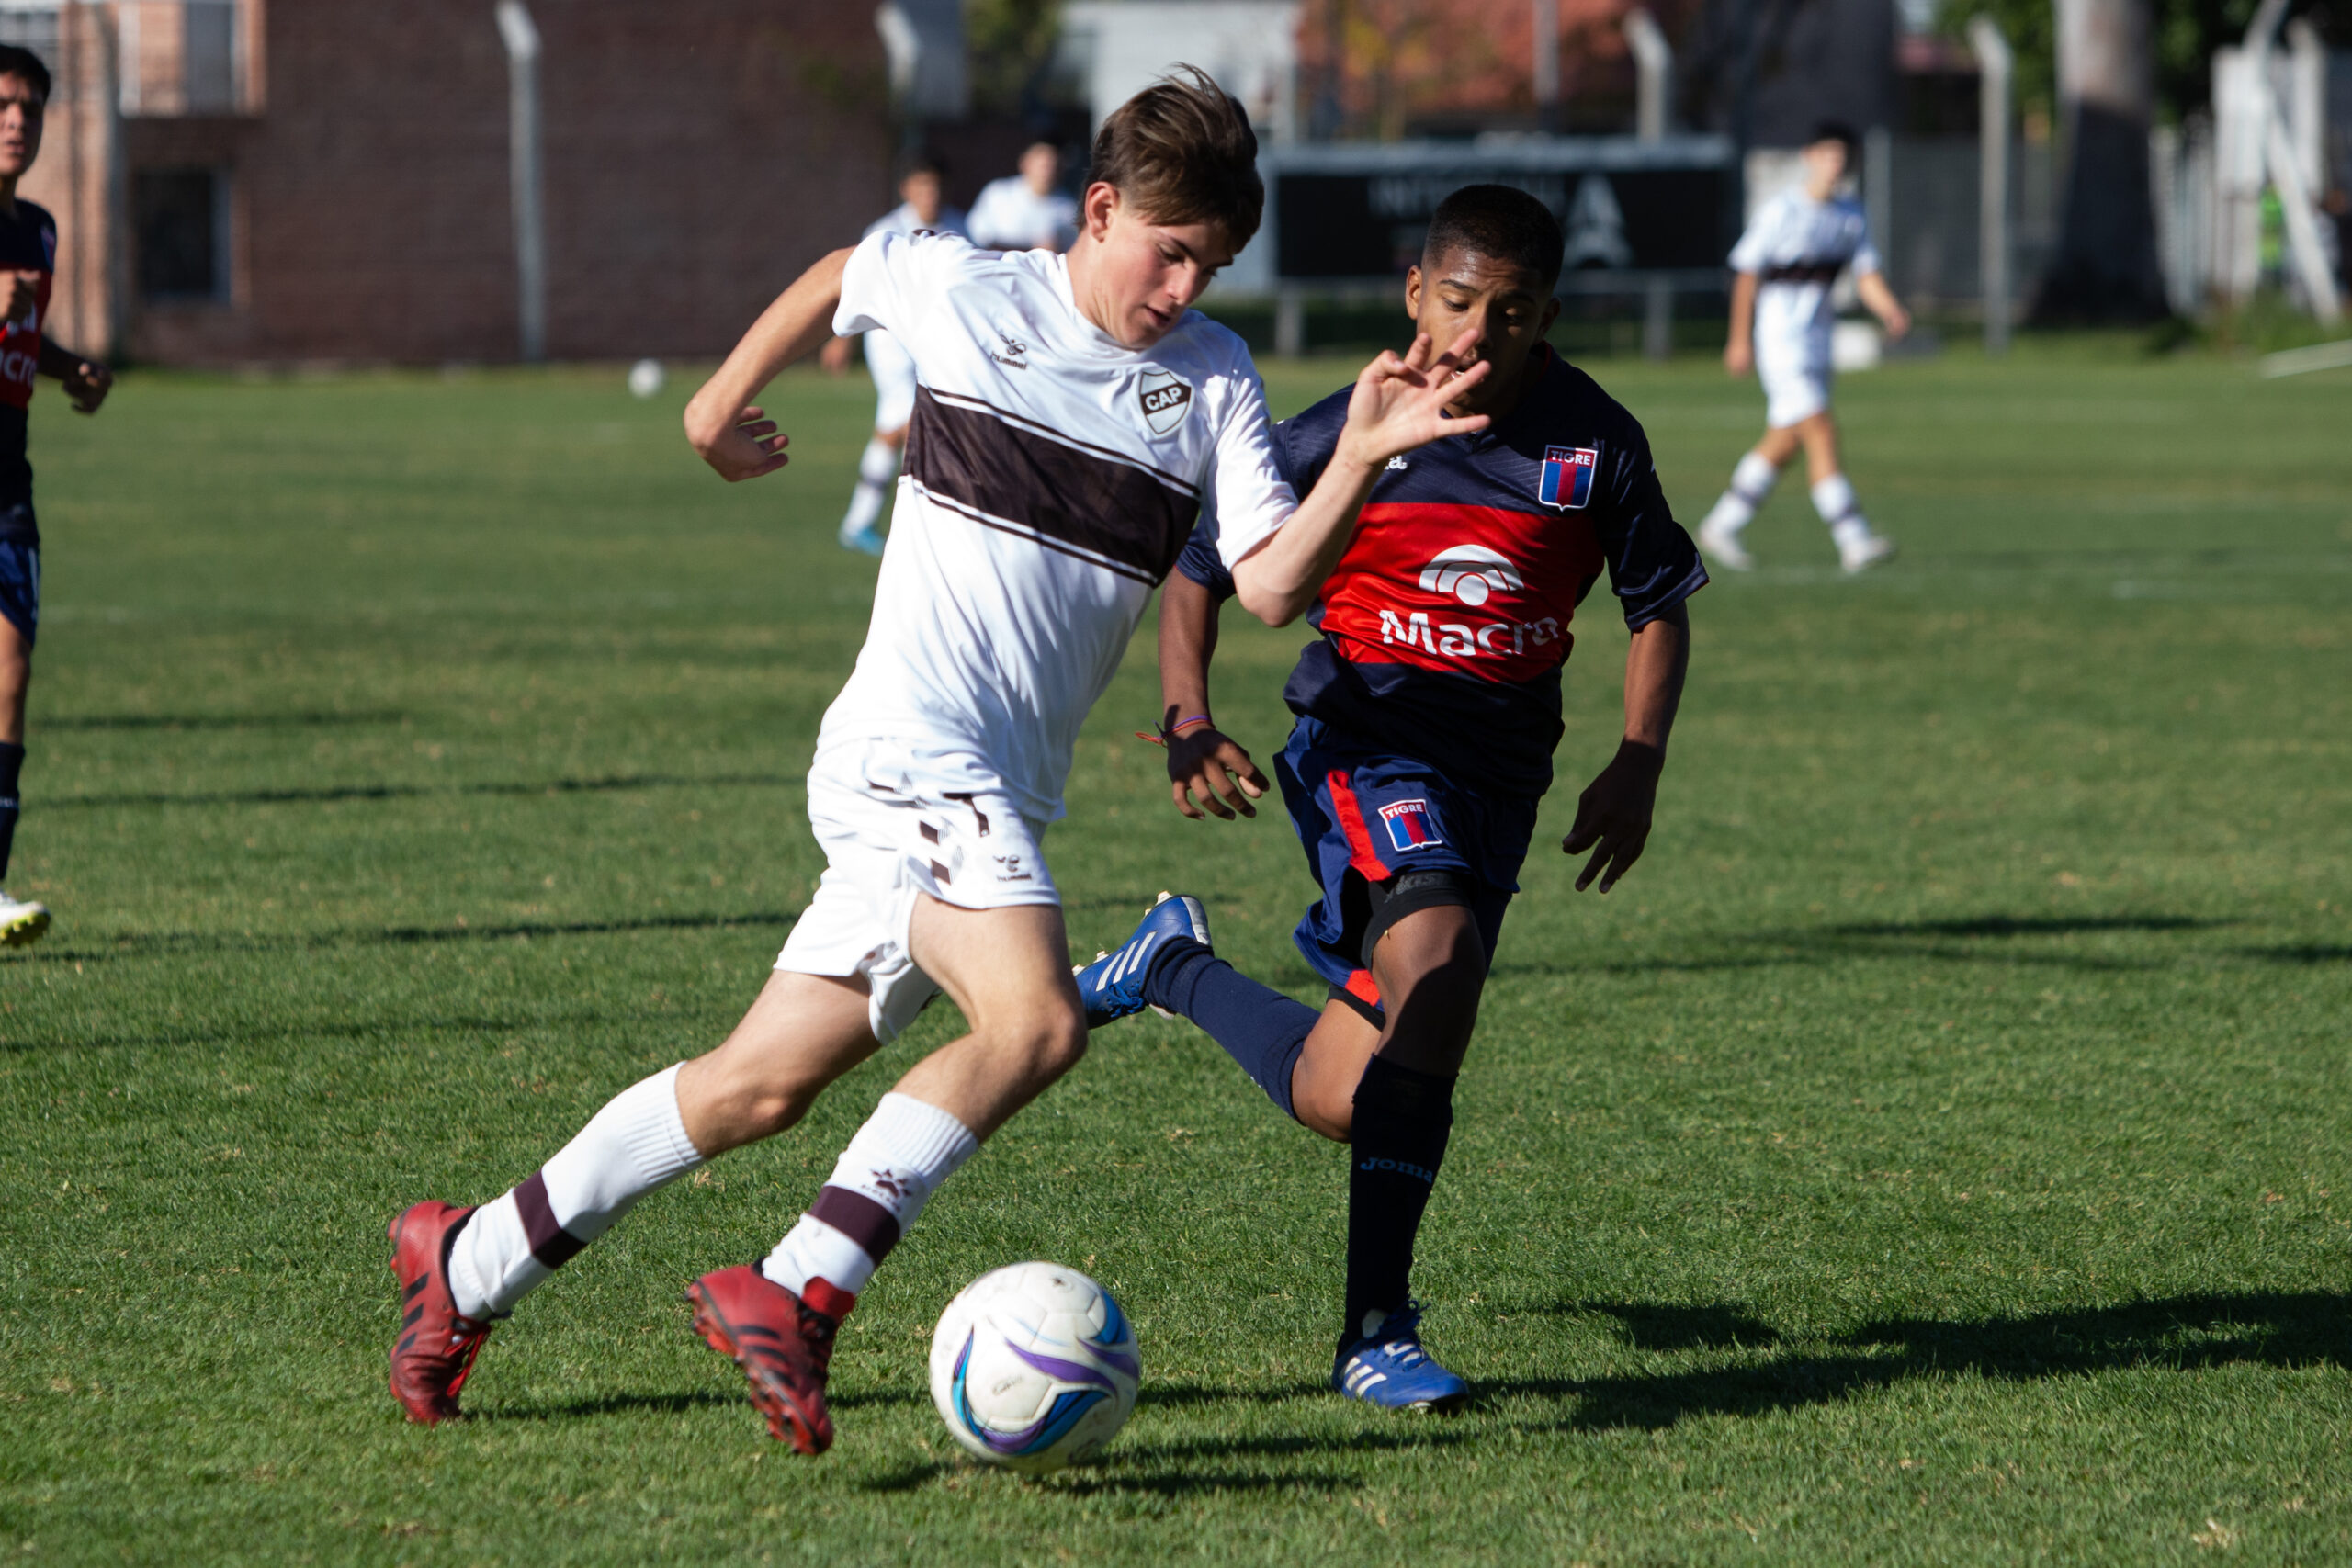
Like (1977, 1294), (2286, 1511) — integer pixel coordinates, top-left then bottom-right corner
(1076, 186), (1703, 1410)
(0, 44), (113, 948)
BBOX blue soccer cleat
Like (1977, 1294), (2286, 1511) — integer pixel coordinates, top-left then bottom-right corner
(837, 519), (887, 557)
(1332, 1302), (1468, 1413)
(1073, 891), (1209, 1028)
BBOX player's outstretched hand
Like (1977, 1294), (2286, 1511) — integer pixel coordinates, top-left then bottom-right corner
(61, 359), (111, 415)
(1335, 332), (1492, 470)
(1563, 742), (1663, 894)
(1724, 339), (1753, 378)
(684, 400), (790, 482)
(1167, 726), (1267, 821)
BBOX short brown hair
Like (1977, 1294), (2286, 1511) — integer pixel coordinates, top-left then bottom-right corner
(1089, 66), (1262, 247)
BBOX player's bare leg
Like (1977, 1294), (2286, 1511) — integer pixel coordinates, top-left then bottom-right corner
(701, 897), (1088, 1451)
(674, 970), (888, 1151)
(1287, 904), (1484, 1141)
(0, 612), (45, 948)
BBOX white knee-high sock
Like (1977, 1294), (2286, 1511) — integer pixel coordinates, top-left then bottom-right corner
(447, 1064), (706, 1319)
(1810, 473), (1872, 546)
(761, 1093), (978, 1315)
(839, 437), (901, 536)
(1702, 451), (1779, 534)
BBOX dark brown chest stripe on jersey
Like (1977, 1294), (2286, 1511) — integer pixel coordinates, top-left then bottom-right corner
(906, 387), (1201, 583)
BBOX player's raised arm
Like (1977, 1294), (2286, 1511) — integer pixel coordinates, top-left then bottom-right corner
(1157, 568), (1268, 820)
(684, 246), (854, 482)
(1228, 332), (1490, 626)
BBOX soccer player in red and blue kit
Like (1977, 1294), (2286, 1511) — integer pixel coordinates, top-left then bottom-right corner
(0, 44), (113, 948)
(1076, 185), (1703, 1409)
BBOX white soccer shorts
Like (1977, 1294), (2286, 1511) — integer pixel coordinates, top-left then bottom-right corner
(776, 739), (1060, 1043)
(864, 327), (919, 434)
(1758, 343), (1831, 430)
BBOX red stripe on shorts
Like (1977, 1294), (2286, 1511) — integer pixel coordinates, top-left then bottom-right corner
(1326, 769), (1393, 882)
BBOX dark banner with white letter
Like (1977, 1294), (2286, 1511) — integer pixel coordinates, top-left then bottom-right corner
(1265, 139), (1737, 284)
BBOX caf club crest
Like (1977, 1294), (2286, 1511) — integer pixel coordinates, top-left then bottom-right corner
(1138, 368), (1193, 436)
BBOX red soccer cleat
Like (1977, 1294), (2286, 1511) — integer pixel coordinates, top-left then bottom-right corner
(386, 1201), (496, 1425)
(684, 1265), (842, 1454)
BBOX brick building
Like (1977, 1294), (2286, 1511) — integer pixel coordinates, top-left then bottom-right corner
(11, 0), (895, 366)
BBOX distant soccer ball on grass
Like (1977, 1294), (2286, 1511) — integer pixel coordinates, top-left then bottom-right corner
(927, 1261), (1140, 1473)
(627, 358), (665, 399)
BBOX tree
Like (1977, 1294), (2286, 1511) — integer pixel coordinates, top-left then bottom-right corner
(2033, 0), (2169, 321)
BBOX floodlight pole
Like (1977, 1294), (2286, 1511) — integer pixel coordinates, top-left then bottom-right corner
(1532, 0), (1560, 130)
(496, 0), (547, 363)
(1626, 9), (1675, 359)
(1969, 16), (2011, 356)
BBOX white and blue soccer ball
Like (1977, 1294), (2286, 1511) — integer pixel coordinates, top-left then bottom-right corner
(927, 1261), (1140, 1473)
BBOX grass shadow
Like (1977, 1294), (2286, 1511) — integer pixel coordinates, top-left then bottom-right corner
(51, 771), (799, 810)
(1500, 1290), (2350, 1431)
(11, 908), (802, 971)
(41, 709), (412, 731)
(475, 1389), (741, 1423)
(1825, 915), (2231, 939)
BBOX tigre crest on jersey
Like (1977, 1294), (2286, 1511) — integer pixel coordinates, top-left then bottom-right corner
(1138, 367), (1193, 436)
(1538, 445), (1598, 510)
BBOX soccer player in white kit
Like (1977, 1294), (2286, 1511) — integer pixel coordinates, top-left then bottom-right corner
(820, 155), (968, 556)
(967, 141), (1080, 253)
(1696, 121), (1910, 574)
(384, 68), (1499, 1456)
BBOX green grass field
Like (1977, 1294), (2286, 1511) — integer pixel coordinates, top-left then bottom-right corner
(2, 341), (2348, 1565)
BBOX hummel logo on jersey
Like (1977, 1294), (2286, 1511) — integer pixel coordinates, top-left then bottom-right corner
(990, 330), (1029, 369)
(1539, 445), (1599, 510)
(1418, 545), (1523, 607)
(1377, 800), (1442, 853)
(1137, 367), (1193, 436)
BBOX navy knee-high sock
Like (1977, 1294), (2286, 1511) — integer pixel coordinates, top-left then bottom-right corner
(1144, 941), (1318, 1118)
(1341, 1056), (1455, 1348)
(0, 741), (21, 882)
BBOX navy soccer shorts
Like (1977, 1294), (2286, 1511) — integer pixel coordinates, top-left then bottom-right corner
(0, 533), (35, 647)
(1272, 715), (1537, 1014)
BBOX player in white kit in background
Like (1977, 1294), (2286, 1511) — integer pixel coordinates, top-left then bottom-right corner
(967, 141), (1079, 253)
(383, 68), (1501, 1458)
(1697, 121), (1911, 575)
(820, 154), (968, 556)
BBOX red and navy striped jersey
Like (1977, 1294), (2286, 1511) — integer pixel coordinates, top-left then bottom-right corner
(0, 198), (55, 520)
(1179, 345), (1704, 799)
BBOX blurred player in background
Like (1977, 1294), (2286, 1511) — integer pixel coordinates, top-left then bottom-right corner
(384, 69), (1495, 1455)
(0, 44), (112, 949)
(1078, 186), (1702, 1412)
(967, 141), (1079, 253)
(1697, 121), (1908, 575)
(819, 154), (967, 556)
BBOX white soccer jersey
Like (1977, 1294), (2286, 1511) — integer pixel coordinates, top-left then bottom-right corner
(1728, 189), (1881, 372)
(827, 230), (1296, 823)
(858, 202), (971, 428)
(967, 177), (1079, 252)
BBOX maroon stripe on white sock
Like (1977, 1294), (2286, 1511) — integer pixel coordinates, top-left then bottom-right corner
(808, 1185), (900, 1263)
(514, 1171), (587, 1269)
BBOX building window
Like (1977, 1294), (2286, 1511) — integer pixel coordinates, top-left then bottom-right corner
(135, 168), (230, 302)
